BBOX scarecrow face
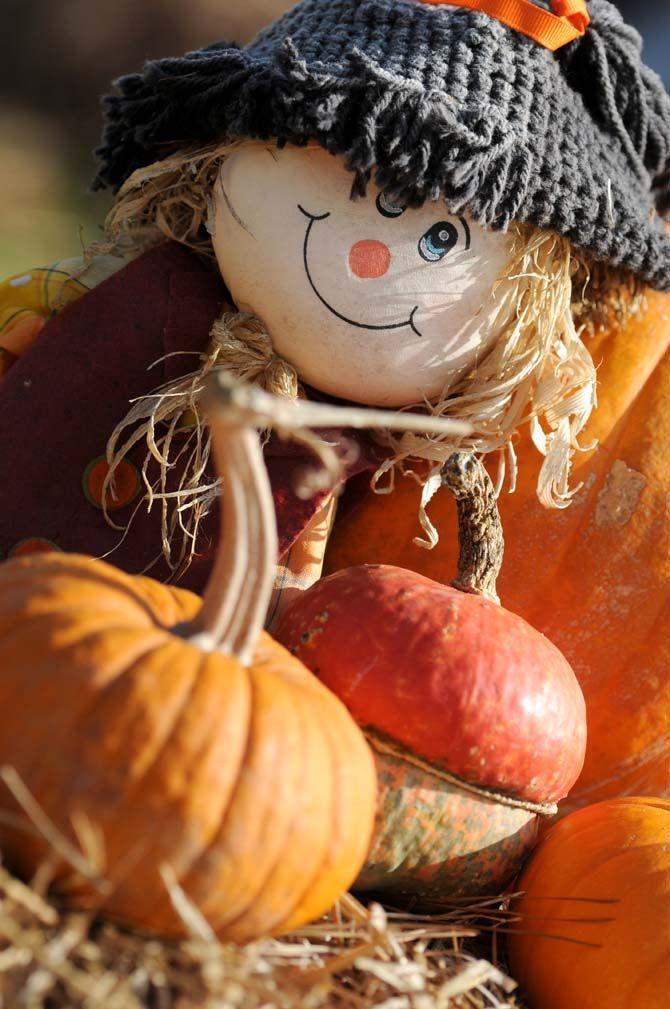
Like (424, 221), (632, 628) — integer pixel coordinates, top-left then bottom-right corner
(212, 145), (514, 407)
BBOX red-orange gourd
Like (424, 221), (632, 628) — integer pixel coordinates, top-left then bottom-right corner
(0, 378), (377, 942)
(508, 797), (670, 1009)
(326, 288), (670, 812)
(278, 455), (587, 901)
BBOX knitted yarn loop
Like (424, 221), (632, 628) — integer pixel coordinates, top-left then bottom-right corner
(93, 0), (670, 289)
(565, 1), (670, 195)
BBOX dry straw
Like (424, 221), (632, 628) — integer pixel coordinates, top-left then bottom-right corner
(0, 866), (524, 1009)
(98, 139), (639, 568)
(0, 764), (524, 1008)
(0, 818), (523, 1009)
(0, 766), (616, 1009)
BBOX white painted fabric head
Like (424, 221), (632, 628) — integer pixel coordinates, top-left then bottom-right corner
(212, 144), (514, 408)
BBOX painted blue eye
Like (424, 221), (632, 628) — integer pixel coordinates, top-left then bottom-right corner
(418, 221), (459, 262)
(376, 192), (406, 218)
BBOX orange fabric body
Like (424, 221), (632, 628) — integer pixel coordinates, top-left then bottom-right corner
(417, 0), (589, 51)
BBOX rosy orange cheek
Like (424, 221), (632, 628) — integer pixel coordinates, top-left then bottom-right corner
(349, 240), (392, 279)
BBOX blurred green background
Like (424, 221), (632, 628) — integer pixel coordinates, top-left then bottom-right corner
(1, 0), (667, 277)
(0, 0), (291, 276)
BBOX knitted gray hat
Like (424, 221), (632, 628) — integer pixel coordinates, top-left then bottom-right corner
(95, 0), (670, 290)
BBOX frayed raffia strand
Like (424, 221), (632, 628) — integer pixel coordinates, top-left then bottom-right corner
(207, 312), (300, 399)
(102, 144), (234, 259)
(372, 224), (598, 547)
(367, 734), (558, 817)
(103, 318), (472, 573)
(101, 138), (304, 262)
(103, 312), (300, 574)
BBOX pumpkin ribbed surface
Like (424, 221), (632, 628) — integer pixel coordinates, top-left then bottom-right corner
(0, 434), (376, 943)
(509, 797), (670, 1009)
(0, 376), (483, 935)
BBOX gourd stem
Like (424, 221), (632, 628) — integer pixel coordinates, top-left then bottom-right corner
(441, 453), (504, 605)
(184, 418), (277, 663)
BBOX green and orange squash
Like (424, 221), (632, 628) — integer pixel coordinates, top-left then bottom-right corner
(278, 455), (587, 900)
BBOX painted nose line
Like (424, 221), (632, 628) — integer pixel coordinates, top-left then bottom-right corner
(349, 239), (391, 279)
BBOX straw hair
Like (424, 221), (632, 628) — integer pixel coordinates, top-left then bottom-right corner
(102, 312), (300, 577)
(369, 225), (598, 546)
(99, 139), (637, 565)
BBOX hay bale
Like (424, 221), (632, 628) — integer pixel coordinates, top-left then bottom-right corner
(0, 864), (523, 1008)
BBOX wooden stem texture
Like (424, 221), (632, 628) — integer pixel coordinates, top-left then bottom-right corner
(441, 453), (504, 605)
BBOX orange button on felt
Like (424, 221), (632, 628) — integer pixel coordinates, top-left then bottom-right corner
(2, 313), (46, 356)
(349, 240), (392, 279)
(83, 456), (141, 511)
(0, 347), (18, 379)
(9, 538), (62, 558)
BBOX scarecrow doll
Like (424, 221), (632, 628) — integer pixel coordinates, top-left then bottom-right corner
(1, 0), (670, 808)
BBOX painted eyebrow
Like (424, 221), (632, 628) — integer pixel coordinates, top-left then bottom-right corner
(217, 174), (254, 236)
(458, 216), (471, 251)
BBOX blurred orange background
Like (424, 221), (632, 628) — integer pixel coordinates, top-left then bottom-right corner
(1, 0), (667, 277)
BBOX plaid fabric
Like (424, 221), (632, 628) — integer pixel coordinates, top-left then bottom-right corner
(267, 495), (338, 629)
(0, 254), (128, 378)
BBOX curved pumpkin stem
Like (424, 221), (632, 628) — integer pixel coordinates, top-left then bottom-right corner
(183, 397), (278, 664)
(184, 374), (473, 662)
(441, 453), (504, 606)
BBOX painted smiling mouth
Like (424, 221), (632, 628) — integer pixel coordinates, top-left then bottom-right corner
(298, 205), (422, 337)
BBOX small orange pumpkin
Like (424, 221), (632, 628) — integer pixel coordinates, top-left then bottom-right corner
(508, 797), (670, 1009)
(326, 287), (670, 812)
(0, 377), (377, 942)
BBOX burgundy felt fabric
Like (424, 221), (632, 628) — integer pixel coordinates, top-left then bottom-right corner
(0, 242), (377, 593)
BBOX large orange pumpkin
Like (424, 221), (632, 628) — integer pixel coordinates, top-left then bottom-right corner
(0, 377), (377, 942)
(508, 797), (670, 1009)
(326, 287), (670, 812)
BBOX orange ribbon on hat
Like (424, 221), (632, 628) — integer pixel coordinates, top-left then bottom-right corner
(417, 0), (590, 51)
